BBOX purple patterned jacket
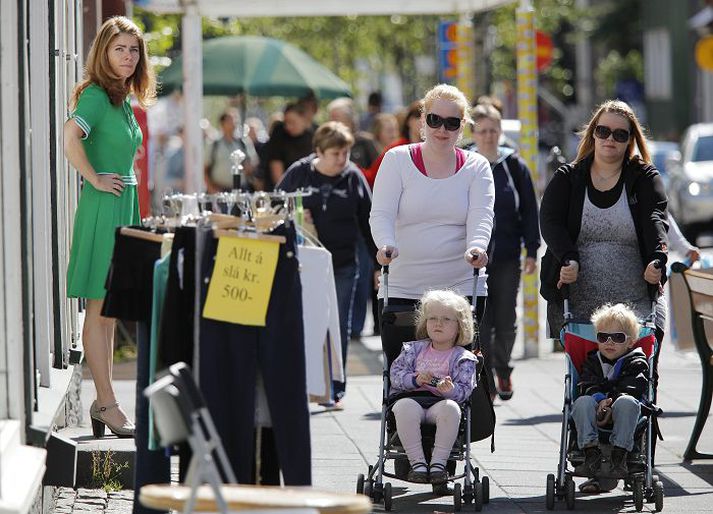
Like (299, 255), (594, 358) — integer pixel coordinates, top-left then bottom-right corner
(389, 339), (477, 404)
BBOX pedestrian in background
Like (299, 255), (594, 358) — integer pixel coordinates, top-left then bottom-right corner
(64, 16), (156, 437)
(364, 100), (424, 188)
(204, 110), (256, 193)
(469, 104), (540, 401)
(263, 102), (314, 190)
(278, 121), (377, 409)
(359, 90), (383, 132)
(372, 113), (400, 155)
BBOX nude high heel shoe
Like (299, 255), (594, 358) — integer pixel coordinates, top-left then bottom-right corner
(90, 400), (135, 438)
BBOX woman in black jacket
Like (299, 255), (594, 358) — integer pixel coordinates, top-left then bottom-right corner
(539, 100), (668, 343)
(278, 121), (378, 408)
(540, 100), (667, 494)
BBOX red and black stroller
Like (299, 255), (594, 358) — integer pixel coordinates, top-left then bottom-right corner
(356, 261), (496, 511)
(545, 284), (664, 512)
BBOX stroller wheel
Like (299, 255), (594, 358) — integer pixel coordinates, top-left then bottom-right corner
(453, 482), (462, 512)
(463, 484), (473, 505)
(633, 479), (644, 512)
(482, 476), (490, 503)
(474, 481), (484, 512)
(356, 473), (365, 495)
(383, 482), (393, 512)
(545, 474), (555, 510)
(565, 476), (575, 510)
(363, 481), (373, 500)
(654, 480), (664, 512)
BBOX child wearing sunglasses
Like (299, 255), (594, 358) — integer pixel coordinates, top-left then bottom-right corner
(571, 303), (649, 479)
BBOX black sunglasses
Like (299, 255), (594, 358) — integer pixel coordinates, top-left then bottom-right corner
(426, 113), (462, 132)
(594, 125), (631, 144)
(596, 331), (628, 344)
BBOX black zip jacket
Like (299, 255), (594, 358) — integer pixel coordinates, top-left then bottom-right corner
(278, 154), (377, 269)
(539, 155), (668, 302)
(577, 347), (649, 402)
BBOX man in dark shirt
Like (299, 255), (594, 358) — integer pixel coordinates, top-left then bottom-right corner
(263, 103), (313, 190)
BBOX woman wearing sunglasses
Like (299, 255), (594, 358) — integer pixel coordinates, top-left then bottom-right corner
(540, 99), (668, 338)
(370, 83), (494, 322)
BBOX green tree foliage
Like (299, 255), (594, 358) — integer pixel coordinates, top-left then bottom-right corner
(134, 7), (445, 101)
(489, 0), (642, 104)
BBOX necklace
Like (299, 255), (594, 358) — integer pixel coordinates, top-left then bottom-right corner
(592, 166), (621, 182)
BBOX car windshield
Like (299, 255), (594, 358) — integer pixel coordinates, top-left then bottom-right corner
(692, 135), (713, 162)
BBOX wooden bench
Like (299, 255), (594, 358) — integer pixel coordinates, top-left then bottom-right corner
(672, 265), (713, 461)
(139, 483), (371, 513)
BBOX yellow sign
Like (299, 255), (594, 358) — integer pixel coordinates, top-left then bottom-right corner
(202, 236), (280, 326)
(696, 36), (713, 71)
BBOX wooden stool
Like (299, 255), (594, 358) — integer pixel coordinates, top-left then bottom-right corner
(139, 484), (371, 514)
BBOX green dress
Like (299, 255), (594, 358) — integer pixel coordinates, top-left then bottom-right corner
(66, 84), (142, 299)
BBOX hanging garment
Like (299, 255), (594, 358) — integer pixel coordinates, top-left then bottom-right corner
(199, 224), (311, 485)
(100, 228), (170, 514)
(157, 226), (197, 371)
(148, 253), (171, 450)
(299, 245), (343, 398)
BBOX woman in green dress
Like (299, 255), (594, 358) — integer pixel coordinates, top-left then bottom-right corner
(64, 16), (156, 437)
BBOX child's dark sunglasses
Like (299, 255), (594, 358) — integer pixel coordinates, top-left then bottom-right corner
(425, 113), (462, 131)
(594, 125), (631, 143)
(596, 331), (628, 344)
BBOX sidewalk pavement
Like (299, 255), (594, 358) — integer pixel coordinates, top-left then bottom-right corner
(56, 329), (713, 513)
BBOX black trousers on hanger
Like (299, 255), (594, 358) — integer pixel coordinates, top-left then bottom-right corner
(199, 225), (311, 485)
(158, 226), (196, 371)
(101, 229), (170, 514)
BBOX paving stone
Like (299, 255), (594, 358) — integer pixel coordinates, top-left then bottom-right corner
(106, 499), (133, 510)
(72, 503), (104, 511)
(107, 490), (133, 500)
(57, 488), (77, 500)
(76, 488), (108, 500)
(72, 498), (107, 507)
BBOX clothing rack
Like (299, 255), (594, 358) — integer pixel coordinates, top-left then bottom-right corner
(157, 190), (312, 384)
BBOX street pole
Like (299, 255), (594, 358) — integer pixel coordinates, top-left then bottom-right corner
(516, 0), (540, 358)
(182, 2), (203, 194)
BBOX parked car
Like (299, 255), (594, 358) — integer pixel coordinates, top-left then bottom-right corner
(666, 123), (713, 243)
(647, 140), (680, 190)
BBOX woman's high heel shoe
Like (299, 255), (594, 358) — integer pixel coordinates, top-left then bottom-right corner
(90, 401), (135, 438)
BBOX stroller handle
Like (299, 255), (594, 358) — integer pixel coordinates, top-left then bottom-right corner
(648, 259), (662, 302)
(382, 251), (392, 308)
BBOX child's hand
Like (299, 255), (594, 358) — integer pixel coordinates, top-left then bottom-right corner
(436, 376), (454, 394)
(416, 372), (434, 386)
(597, 398), (612, 416)
(596, 398), (613, 426)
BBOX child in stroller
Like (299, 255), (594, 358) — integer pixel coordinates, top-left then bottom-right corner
(389, 289), (477, 485)
(571, 303), (648, 478)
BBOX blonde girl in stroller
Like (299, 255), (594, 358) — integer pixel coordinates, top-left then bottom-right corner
(389, 290), (477, 484)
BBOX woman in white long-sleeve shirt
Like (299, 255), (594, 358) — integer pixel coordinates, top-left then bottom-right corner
(370, 84), (495, 302)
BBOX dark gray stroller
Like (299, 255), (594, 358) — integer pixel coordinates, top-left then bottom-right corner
(357, 264), (495, 511)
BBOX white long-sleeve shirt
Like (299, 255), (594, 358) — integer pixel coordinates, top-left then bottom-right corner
(370, 145), (495, 299)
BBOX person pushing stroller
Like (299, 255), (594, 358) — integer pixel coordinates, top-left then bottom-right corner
(388, 290), (477, 485)
(572, 303), (649, 479)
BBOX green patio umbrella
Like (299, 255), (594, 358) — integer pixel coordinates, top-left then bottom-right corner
(159, 35), (351, 99)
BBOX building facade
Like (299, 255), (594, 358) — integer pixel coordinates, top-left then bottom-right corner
(0, 1), (84, 511)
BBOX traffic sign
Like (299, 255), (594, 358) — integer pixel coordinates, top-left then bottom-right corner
(695, 35), (713, 71)
(536, 30), (553, 73)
